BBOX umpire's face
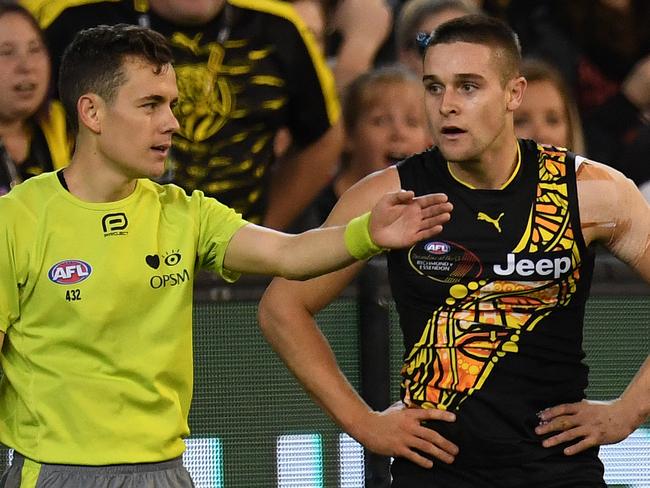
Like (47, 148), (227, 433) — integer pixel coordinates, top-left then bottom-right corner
(92, 57), (180, 181)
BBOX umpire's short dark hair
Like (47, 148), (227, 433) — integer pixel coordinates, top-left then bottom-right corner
(58, 23), (174, 134)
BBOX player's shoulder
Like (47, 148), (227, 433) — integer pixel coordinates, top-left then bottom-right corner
(573, 155), (643, 227)
(396, 146), (440, 169)
(351, 165), (402, 197)
(531, 142), (631, 185)
(574, 155), (630, 184)
(324, 166), (401, 225)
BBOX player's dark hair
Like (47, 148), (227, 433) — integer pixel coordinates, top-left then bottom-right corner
(418, 14), (521, 83)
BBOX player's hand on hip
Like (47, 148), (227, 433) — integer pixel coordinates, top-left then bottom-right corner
(358, 401), (458, 468)
(369, 191), (452, 249)
(535, 399), (637, 455)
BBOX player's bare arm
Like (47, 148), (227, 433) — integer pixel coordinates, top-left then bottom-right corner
(258, 167), (459, 469)
(225, 167), (452, 280)
(536, 159), (650, 455)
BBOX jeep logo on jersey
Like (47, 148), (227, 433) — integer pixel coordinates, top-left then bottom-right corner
(493, 253), (572, 279)
(48, 260), (92, 285)
(102, 213), (128, 237)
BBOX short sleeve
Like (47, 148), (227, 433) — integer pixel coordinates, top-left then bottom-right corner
(195, 193), (249, 282)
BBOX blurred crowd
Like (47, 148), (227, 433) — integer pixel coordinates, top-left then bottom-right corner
(2, 0), (649, 223)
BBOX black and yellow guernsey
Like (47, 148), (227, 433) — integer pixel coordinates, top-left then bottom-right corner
(388, 139), (597, 469)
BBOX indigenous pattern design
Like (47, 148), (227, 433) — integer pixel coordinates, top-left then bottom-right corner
(402, 146), (582, 411)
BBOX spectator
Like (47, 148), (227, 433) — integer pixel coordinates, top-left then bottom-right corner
(506, 0), (650, 173)
(312, 64), (432, 223)
(291, 0), (331, 51)
(395, 0), (478, 76)
(615, 56), (650, 185)
(35, 0), (344, 229)
(514, 57), (586, 154)
(328, 0), (393, 91)
(0, 1), (69, 196)
(288, 0), (393, 91)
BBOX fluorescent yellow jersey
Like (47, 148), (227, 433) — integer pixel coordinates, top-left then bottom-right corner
(0, 171), (248, 464)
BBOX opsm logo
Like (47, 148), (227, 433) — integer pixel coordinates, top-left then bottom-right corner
(48, 260), (92, 285)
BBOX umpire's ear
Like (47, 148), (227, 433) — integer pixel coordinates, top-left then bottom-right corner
(77, 93), (103, 134)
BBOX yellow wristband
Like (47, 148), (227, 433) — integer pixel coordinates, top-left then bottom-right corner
(344, 212), (385, 260)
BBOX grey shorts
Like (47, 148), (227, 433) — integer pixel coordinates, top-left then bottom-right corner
(0, 452), (195, 488)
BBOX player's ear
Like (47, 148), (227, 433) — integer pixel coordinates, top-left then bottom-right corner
(77, 94), (104, 134)
(506, 76), (526, 112)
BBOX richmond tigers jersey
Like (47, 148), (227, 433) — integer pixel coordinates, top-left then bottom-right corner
(387, 139), (596, 467)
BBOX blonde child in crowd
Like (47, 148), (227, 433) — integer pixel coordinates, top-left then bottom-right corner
(514, 57), (586, 154)
(310, 64), (433, 223)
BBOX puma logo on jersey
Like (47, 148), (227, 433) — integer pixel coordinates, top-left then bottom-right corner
(477, 212), (504, 232)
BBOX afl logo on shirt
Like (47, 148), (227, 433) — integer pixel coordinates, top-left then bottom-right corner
(409, 240), (483, 283)
(48, 260), (93, 285)
(424, 241), (451, 255)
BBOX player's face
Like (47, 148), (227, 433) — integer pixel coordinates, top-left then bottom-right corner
(422, 42), (521, 163)
(346, 81), (431, 172)
(149, 0), (225, 25)
(0, 12), (50, 123)
(514, 79), (570, 148)
(97, 57), (179, 180)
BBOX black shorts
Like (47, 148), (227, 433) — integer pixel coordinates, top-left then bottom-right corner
(390, 448), (606, 488)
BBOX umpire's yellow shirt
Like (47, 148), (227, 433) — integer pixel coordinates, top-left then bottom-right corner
(0, 172), (248, 464)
